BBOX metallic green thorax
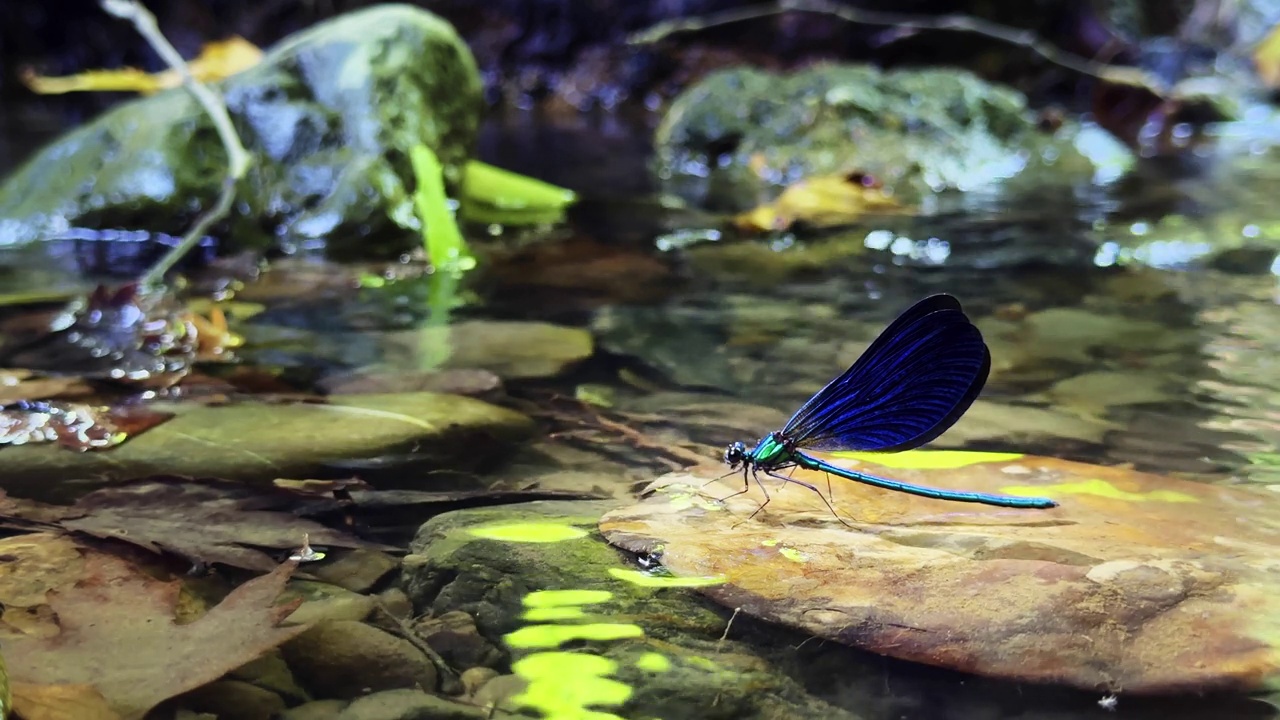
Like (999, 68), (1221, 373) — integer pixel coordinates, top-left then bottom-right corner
(748, 433), (795, 467)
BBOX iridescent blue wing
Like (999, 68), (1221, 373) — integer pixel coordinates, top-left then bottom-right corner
(779, 294), (961, 436)
(781, 294), (989, 453)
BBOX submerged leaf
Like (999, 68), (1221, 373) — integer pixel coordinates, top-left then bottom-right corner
(733, 173), (904, 232)
(3, 551), (306, 720)
(11, 682), (120, 720)
(20, 37), (262, 95)
(0, 402), (173, 451)
(0, 477), (396, 571)
(0, 370), (92, 405)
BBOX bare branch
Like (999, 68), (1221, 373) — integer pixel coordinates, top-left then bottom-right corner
(627, 0), (1168, 94)
(100, 0), (253, 287)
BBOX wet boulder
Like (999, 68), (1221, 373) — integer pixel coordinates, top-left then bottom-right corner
(0, 4), (482, 259)
(655, 64), (1130, 214)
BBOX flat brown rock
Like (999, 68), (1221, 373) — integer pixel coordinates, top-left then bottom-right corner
(598, 450), (1280, 694)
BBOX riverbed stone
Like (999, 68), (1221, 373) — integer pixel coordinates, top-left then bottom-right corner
(179, 680), (285, 720)
(336, 688), (496, 720)
(280, 700), (348, 720)
(281, 620), (438, 699)
(0, 392), (534, 496)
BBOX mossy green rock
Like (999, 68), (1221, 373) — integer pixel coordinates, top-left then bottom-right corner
(656, 64), (1126, 212)
(0, 392), (532, 496)
(402, 500), (722, 638)
(0, 4), (482, 259)
(400, 501), (857, 720)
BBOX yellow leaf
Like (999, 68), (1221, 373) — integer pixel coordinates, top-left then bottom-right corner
(186, 37), (263, 84)
(21, 37), (262, 96)
(1255, 22), (1280, 88)
(733, 173), (905, 232)
(12, 682), (121, 720)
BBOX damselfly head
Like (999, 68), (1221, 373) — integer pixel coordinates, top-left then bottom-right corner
(723, 441), (748, 469)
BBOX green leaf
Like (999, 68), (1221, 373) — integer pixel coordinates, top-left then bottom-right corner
(409, 144), (475, 273)
(462, 160), (576, 211)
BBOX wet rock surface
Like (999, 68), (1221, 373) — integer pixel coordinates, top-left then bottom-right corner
(599, 450), (1280, 694)
(0, 4), (482, 258)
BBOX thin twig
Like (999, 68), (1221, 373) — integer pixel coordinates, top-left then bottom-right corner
(100, 0), (252, 288)
(370, 603), (463, 692)
(628, 0), (1167, 94)
(717, 607), (741, 653)
(587, 410), (714, 467)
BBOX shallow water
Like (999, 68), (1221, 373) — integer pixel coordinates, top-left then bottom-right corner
(4, 106), (1280, 718)
(474, 115), (1280, 719)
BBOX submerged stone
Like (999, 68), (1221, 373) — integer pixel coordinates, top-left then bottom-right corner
(0, 392), (533, 496)
(0, 4), (482, 259)
(599, 450), (1280, 694)
(241, 320), (593, 382)
(282, 620), (437, 699)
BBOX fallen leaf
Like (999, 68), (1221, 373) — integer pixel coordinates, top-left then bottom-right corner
(186, 305), (243, 361)
(733, 172), (904, 232)
(600, 451), (1280, 694)
(271, 477), (373, 497)
(12, 682), (120, 720)
(0, 477), (396, 572)
(0, 401), (173, 451)
(0, 534), (83, 640)
(0, 533), (84, 608)
(345, 487), (607, 509)
(1254, 23), (1280, 89)
(3, 551), (306, 720)
(271, 479), (606, 522)
(0, 370), (93, 405)
(20, 37), (262, 96)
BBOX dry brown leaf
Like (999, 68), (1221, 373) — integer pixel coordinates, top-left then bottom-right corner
(0, 533), (85, 639)
(0, 533), (84, 608)
(1254, 23), (1280, 88)
(12, 682), (121, 720)
(3, 551), (307, 720)
(733, 172), (905, 232)
(21, 37), (262, 96)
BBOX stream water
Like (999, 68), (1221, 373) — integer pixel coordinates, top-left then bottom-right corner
(2, 104), (1279, 718)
